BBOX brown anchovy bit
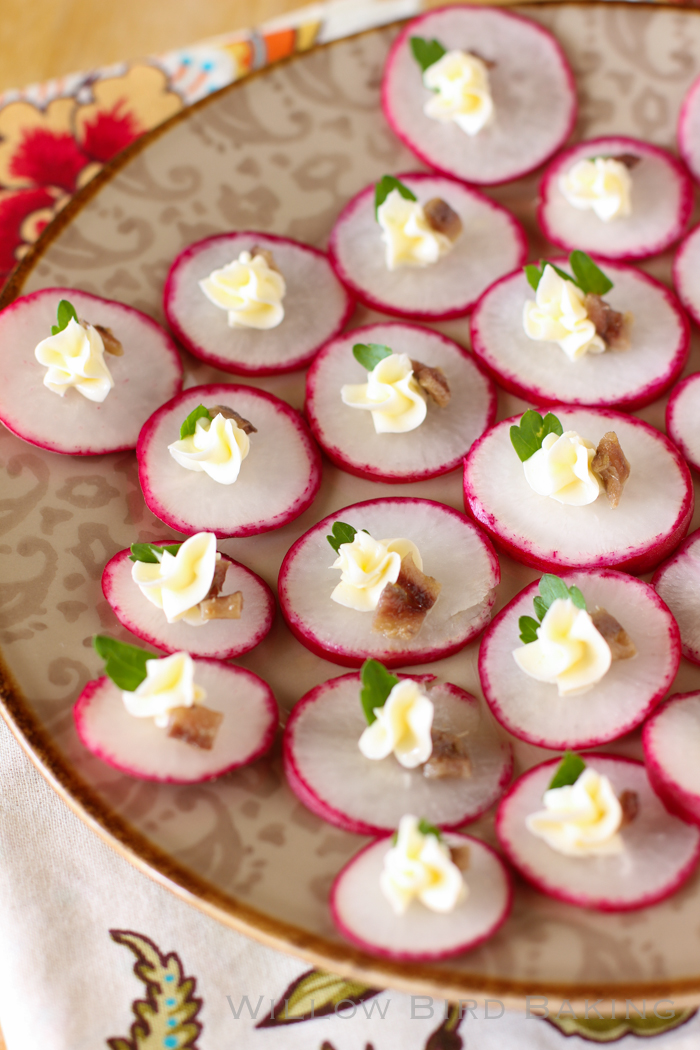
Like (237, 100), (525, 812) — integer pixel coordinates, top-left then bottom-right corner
(422, 729), (472, 780)
(590, 607), (636, 661)
(449, 844), (471, 871)
(584, 294), (632, 351)
(207, 405), (257, 434)
(80, 319), (124, 355)
(619, 790), (639, 828)
(166, 705), (223, 750)
(423, 198), (463, 242)
(410, 359), (451, 407)
(200, 591), (243, 620)
(372, 553), (441, 640)
(611, 153), (641, 169)
(591, 431), (631, 509)
(250, 245), (280, 272)
(469, 50), (496, 69)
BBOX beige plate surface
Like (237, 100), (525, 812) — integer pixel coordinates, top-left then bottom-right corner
(3, 1), (700, 1008)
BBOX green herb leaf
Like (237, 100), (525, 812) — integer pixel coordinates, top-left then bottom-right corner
(549, 262), (576, 285)
(568, 585), (586, 610)
(352, 343), (393, 372)
(93, 635), (154, 692)
(179, 404), (211, 440)
(533, 574), (588, 621)
(128, 541), (183, 564)
(569, 250), (613, 296)
(409, 36), (446, 73)
(360, 658), (399, 725)
(417, 818), (442, 839)
(524, 263), (544, 292)
(51, 298), (78, 336)
(548, 751), (586, 791)
(374, 174), (417, 217)
(509, 409), (563, 462)
(327, 521), (358, 555)
(518, 615), (540, 644)
(532, 596), (548, 622)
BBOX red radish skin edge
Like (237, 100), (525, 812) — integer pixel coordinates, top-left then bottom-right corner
(678, 78), (700, 183)
(329, 833), (514, 961)
(327, 172), (528, 320)
(652, 528), (700, 665)
(278, 497), (501, 669)
(463, 408), (694, 574)
(673, 227), (700, 329)
(478, 569), (681, 749)
(538, 137), (694, 261)
(136, 382), (322, 539)
(163, 232), (355, 377)
(643, 692), (700, 826)
(0, 287), (184, 456)
(381, 9), (577, 188)
(495, 753), (700, 912)
(282, 673), (513, 835)
(666, 373), (700, 475)
(73, 664), (279, 783)
(102, 547), (276, 659)
(305, 321), (498, 483)
(469, 266), (691, 411)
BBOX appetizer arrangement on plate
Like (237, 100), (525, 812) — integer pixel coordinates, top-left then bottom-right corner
(136, 382), (321, 537)
(74, 636), (278, 782)
(464, 407), (693, 572)
(538, 136), (692, 260)
(305, 323), (496, 482)
(470, 252), (689, 409)
(278, 497), (500, 667)
(479, 570), (680, 750)
(0, 289), (183, 455)
(328, 172), (526, 319)
(163, 232), (353, 375)
(102, 532), (275, 660)
(284, 660), (512, 834)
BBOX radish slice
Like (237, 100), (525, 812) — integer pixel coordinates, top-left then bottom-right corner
(283, 673), (512, 834)
(102, 547), (275, 660)
(652, 527), (700, 665)
(163, 232), (353, 376)
(305, 322), (497, 483)
(0, 287), (182, 456)
(136, 382), (321, 538)
(278, 497), (500, 668)
(479, 569), (680, 751)
(496, 754), (700, 911)
(327, 173), (526, 321)
(74, 660), (278, 782)
(666, 373), (700, 474)
(470, 262), (689, 410)
(538, 137), (692, 261)
(673, 223), (700, 332)
(330, 831), (512, 960)
(643, 692), (700, 826)
(678, 75), (700, 183)
(381, 8), (576, 186)
(463, 407), (693, 574)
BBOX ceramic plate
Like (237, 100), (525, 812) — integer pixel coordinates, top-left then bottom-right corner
(3, 1), (700, 1007)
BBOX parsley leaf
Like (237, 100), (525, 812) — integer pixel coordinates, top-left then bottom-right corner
(179, 404), (211, 440)
(409, 36), (446, 73)
(569, 250), (614, 296)
(518, 615), (540, 644)
(128, 542), (183, 564)
(509, 409), (563, 462)
(417, 818), (442, 839)
(51, 299), (78, 336)
(352, 342), (392, 371)
(360, 658), (399, 726)
(375, 174), (417, 217)
(535, 574), (587, 621)
(548, 751), (586, 791)
(327, 521), (357, 554)
(93, 635), (154, 692)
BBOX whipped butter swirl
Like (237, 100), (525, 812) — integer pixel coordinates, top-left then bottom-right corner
(524, 430), (601, 506)
(377, 189), (454, 270)
(199, 250), (286, 329)
(381, 814), (465, 914)
(122, 651), (206, 727)
(559, 158), (632, 222)
(168, 411), (250, 485)
(423, 50), (493, 135)
(526, 767), (624, 856)
(341, 352), (427, 433)
(523, 266), (605, 361)
(359, 679), (434, 768)
(331, 531), (422, 612)
(513, 597), (612, 696)
(131, 531), (220, 626)
(34, 317), (114, 402)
